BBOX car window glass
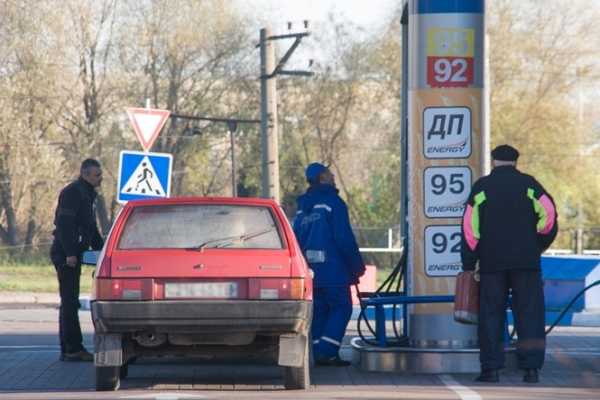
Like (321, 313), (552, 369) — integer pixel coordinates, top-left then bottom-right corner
(118, 204), (283, 249)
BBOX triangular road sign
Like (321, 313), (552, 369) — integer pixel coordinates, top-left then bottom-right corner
(126, 107), (171, 151)
(121, 155), (166, 197)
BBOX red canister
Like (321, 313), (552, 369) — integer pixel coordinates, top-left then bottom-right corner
(454, 271), (479, 324)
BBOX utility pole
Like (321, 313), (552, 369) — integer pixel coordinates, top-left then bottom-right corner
(259, 27), (278, 202)
(258, 24), (313, 202)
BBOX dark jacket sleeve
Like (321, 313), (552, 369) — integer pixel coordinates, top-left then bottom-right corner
(55, 186), (82, 257)
(460, 180), (482, 271)
(332, 198), (365, 281)
(90, 225), (104, 251)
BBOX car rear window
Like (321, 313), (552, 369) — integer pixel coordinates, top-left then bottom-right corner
(118, 204), (283, 249)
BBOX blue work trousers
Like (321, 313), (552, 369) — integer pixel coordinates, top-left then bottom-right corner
(312, 286), (353, 358)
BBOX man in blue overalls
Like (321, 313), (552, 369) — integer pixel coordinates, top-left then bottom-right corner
(293, 163), (366, 366)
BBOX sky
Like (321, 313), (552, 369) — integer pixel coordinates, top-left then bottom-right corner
(233, 0), (400, 69)
(235, 0), (399, 32)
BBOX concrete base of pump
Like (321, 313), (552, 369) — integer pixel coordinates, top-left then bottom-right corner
(351, 338), (517, 374)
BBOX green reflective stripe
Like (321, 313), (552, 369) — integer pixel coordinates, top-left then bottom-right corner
(474, 192), (486, 205)
(472, 191), (486, 239)
(528, 187), (547, 231)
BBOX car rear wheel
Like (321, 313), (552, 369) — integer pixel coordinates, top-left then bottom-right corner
(283, 338), (310, 390)
(95, 366), (120, 391)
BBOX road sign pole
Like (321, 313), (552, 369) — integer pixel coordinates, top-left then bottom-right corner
(230, 128), (237, 197)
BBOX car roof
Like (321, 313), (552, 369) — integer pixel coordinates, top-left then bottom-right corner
(125, 196), (279, 208)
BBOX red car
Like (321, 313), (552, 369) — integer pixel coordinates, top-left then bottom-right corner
(89, 197), (313, 391)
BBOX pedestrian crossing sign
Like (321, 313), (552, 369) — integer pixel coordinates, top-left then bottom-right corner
(117, 150), (173, 204)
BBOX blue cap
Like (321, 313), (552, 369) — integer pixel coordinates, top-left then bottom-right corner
(305, 162), (327, 183)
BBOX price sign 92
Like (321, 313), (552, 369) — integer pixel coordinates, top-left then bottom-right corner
(432, 231), (461, 254)
(434, 58), (467, 83)
(427, 56), (473, 87)
(424, 225), (463, 277)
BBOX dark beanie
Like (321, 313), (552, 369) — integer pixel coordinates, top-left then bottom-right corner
(491, 144), (519, 162)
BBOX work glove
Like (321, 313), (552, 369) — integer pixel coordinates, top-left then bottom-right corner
(350, 265), (366, 285)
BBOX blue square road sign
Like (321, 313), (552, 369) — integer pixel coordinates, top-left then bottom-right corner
(117, 150), (173, 203)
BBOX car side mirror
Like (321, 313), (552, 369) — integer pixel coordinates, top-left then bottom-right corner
(82, 250), (99, 266)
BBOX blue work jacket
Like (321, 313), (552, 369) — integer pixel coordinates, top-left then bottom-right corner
(292, 184), (365, 288)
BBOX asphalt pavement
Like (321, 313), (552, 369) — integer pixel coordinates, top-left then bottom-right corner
(0, 304), (599, 400)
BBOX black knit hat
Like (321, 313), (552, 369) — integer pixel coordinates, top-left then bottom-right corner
(491, 144), (519, 161)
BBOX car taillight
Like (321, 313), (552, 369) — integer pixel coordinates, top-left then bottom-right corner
(94, 278), (153, 300)
(248, 278), (305, 300)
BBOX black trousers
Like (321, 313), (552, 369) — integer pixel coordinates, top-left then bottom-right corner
(479, 269), (545, 370)
(53, 262), (84, 354)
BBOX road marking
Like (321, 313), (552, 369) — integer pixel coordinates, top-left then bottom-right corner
(0, 345), (61, 349)
(439, 374), (481, 400)
(549, 348), (600, 353)
(0, 344), (93, 349)
(121, 394), (207, 400)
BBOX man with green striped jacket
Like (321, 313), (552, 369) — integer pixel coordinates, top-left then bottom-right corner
(461, 144), (558, 384)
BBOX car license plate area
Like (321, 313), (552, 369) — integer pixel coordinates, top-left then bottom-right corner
(165, 282), (238, 299)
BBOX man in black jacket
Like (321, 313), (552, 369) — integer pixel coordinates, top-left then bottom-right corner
(461, 145), (558, 383)
(50, 159), (104, 362)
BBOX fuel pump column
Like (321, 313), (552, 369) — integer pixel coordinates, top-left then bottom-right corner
(406, 0), (486, 349)
(351, 0), (489, 373)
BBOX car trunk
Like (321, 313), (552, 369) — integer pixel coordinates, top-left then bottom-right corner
(109, 248), (292, 279)
(97, 248), (301, 301)
(94, 202), (308, 301)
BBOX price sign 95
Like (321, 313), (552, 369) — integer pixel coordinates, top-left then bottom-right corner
(424, 167), (471, 218)
(424, 225), (462, 277)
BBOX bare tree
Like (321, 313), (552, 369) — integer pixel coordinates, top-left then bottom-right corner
(0, 0), (67, 251)
(52, 0), (122, 234)
(118, 0), (254, 196)
(488, 0), (600, 246)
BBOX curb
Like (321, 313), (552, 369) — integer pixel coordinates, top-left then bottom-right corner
(0, 292), (60, 305)
(0, 292), (91, 310)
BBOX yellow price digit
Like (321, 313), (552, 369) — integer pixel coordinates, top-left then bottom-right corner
(427, 28), (474, 57)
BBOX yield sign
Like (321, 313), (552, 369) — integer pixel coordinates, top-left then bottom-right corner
(126, 107), (171, 152)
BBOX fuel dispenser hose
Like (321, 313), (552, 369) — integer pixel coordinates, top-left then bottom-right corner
(355, 256), (600, 345)
(355, 248), (408, 346)
(512, 279), (600, 339)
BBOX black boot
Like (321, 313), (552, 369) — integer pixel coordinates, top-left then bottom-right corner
(523, 368), (539, 383)
(315, 355), (351, 367)
(475, 369), (499, 383)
